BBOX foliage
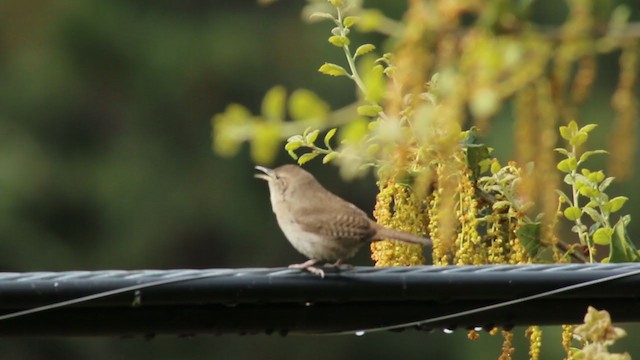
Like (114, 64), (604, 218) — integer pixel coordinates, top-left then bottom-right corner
(211, 0), (639, 357)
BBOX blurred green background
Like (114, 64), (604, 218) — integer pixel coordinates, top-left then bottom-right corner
(0, 0), (638, 358)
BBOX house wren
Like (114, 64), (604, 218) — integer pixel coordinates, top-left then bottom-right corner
(255, 165), (430, 277)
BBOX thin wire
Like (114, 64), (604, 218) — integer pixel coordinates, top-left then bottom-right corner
(323, 268), (640, 335)
(0, 271), (235, 322)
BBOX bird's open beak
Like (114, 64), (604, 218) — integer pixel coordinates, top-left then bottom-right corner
(254, 166), (274, 181)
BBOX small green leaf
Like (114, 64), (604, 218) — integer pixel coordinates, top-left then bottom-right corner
(251, 123), (281, 165)
(578, 185), (599, 198)
(328, 35), (350, 47)
(583, 207), (604, 223)
(492, 200), (511, 210)
(587, 170), (605, 183)
(357, 104), (383, 117)
(557, 157), (578, 173)
(261, 86), (287, 121)
(287, 149), (298, 160)
(324, 128), (337, 148)
(564, 206), (582, 221)
(599, 177), (615, 192)
(608, 196), (628, 213)
(318, 63), (349, 77)
(490, 160), (501, 174)
(555, 190), (573, 205)
(554, 148), (571, 156)
(354, 44), (376, 57)
(593, 227), (613, 245)
(297, 152), (319, 165)
(322, 151), (339, 164)
(343, 16), (359, 28)
(309, 12), (335, 22)
(570, 131), (588, 146)
(559, 125), (573, 141)
(516, 223), (542, 257)
(288, 89), (330, 122)
(285, 141), (303, 152)
(305, 129), (319, 144)
(580, 123), (598, 133)
(579, 150), (608, 164)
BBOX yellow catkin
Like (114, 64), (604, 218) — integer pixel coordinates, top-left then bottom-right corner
(467, 329), (480, 341)
(499, 330), (515, 360)
(526, 326), (542, 360)
(371, 180), (426, 266)
(535, 79), (560, 245)
(454, 168), (484, 265)
(609, 43), (638, 180)
(562, 325), (574, 360)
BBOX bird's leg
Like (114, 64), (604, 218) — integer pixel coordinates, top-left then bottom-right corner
(289, 259), (325, 278)
(324, 259), (353, 271)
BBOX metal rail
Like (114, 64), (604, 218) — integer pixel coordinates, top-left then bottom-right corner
(0, 263), (639, 337)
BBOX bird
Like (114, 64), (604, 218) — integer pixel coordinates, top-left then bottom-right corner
(255, 164), (430, 277)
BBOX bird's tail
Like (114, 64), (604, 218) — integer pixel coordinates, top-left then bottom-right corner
(372, 224), (431, 246)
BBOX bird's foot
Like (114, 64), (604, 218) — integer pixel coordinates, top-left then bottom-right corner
(324, 259), (353, 271)
(289, 259), (325, 278)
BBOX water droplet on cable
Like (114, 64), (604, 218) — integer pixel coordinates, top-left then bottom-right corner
(355, 330), (366, 336)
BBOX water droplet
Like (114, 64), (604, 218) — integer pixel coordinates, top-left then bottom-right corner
(443, 328), (454, 334)
(53, 282), (59, 287)
(355, 330), (366, 336)
(474, 326), (483, 331)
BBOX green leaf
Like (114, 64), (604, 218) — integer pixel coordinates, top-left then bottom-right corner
(555, 190), (573, 205)
(261, 85), (286, 121)
(328, 35), (350, 47)
(322, 151), (339, 164)
(309, 12), (335, 22)
(285, 141), (303, 151)
(251, 123), (281, 165)
(580, 123), (598, 133)
(288, 89), (330, 122)
(587, 170), (605, 183)
(343, 16), (359, 28)
(570, 131), (588, 147)
(598, 177), (615, 192)
(516, 223), (542, 257)
(593, 227), (613, 245)
(557, 157), (578, 173)
(324, 128), (337, 148)
(608, 196), (628, 213)
(287, 149), (298, 160)
(357, 104), (383, 117)
(466, 144), (491, 180)
(583, 207), (604, 223)
(354, 44), (376, 57)
(578, 185), (599, 198)
(564, 206), (582, 221)
(305, 129), (319, 144)
(559, 125), (573, 141)
(608, 218), (640, 262)
(554, 148), (571, 156)
(318, 63), (349, 77)
(297, 152), (319, 165)
(359, 56), (385, 102)
(579, 150), (608, 164)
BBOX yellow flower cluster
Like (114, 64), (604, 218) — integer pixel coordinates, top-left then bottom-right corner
(371, 179), (427, 267)
(526, 326), (542, 360)
(498, 330), (515, 360)
(562, 325), (574, 360)
(454, 168), (484, 265)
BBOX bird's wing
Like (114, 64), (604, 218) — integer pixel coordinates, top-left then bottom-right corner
(295, 199), (375, 241)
